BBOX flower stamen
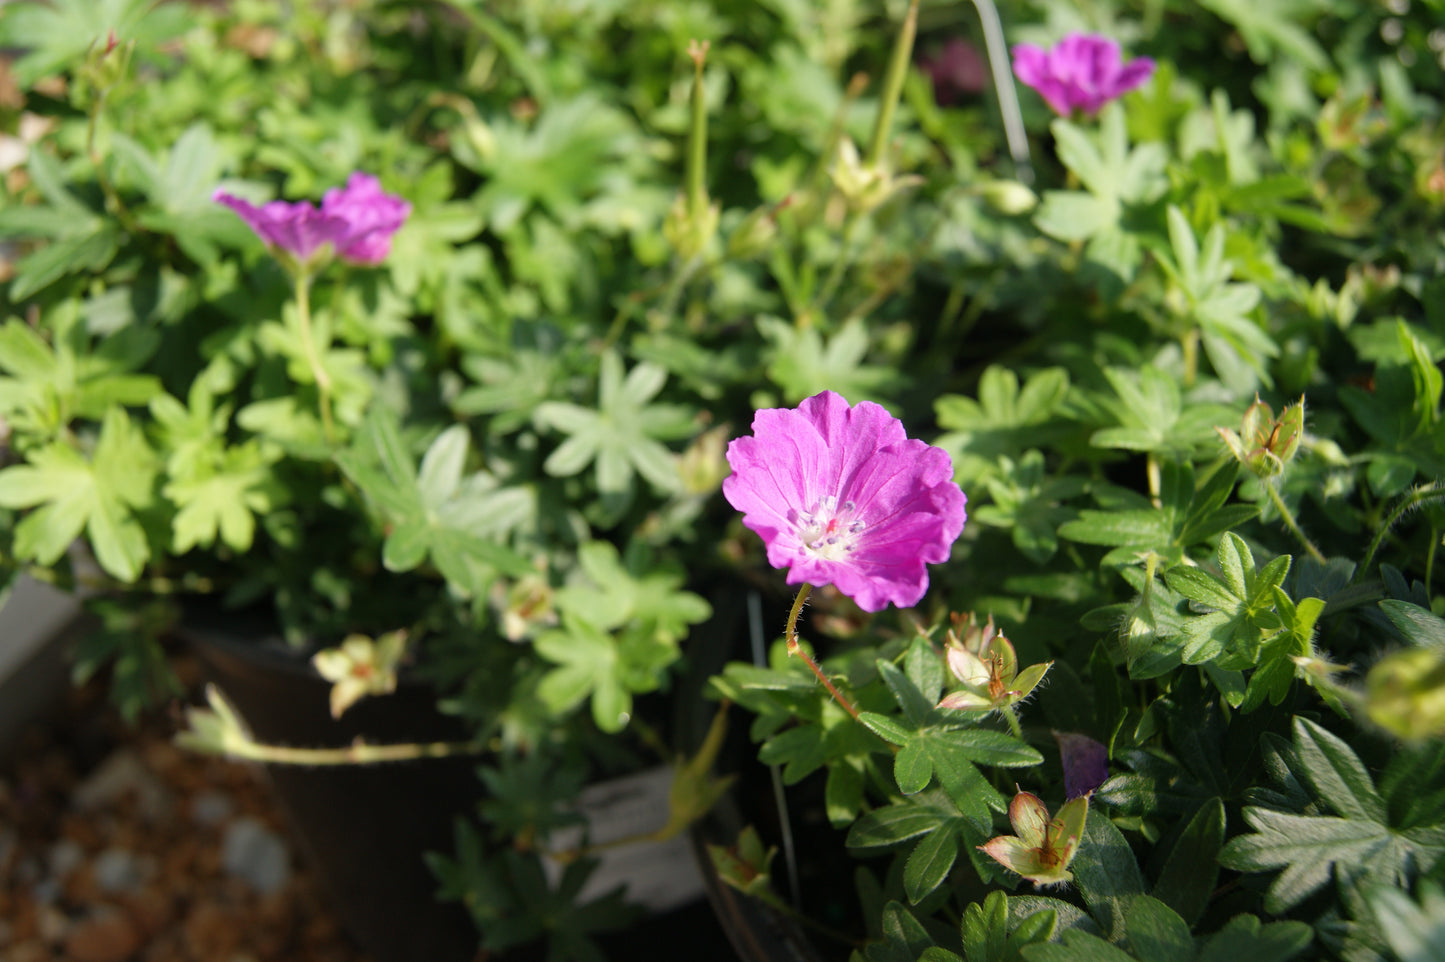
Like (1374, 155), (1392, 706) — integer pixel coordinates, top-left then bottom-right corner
(794, 496), (867, 558)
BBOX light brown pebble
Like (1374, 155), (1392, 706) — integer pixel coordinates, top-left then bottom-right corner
(7, 939), (52, 962)
(119, 886), (174, 938)
(182, 902), (242, 959)
(64, 906), (143, 962)
(37, 904), (70, 943)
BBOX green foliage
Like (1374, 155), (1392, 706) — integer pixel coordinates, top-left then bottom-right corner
(1220, 718), (1445, 912)
(535, 350), (695, 510)
(0, 407), (157, 580)
(336, 409), (531, 597)
(427, 820), (641, 962)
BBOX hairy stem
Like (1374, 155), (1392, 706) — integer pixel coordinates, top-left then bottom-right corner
(785, 584), (861, 721)
(1358, 482), (1445, 580)
(1181, 328), (1200, 388)
(85, 88), (141, 237)
(1146, 452), (1162, 508)
(1266, 482), (1325, 564)
(999, 703), (1024, 739)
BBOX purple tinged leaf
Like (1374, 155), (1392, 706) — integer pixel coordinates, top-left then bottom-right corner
(1055, 731), (1110, 800)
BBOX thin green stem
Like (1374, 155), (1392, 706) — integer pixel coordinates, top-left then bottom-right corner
(685, 39), (710, 219)
(1182, 328), (1200, 388)
(1428, 526), (1439, 599)
(1146, 452), (1162, 508)
(211, 737), (480, 766)
(85, 90), (141, 236)
(811, 212), (862, 317)
(1266, 482), (1325, 564)
(784, 585), (861, 721)
(999, 704), (1023, 739)
(865, 0), (920, 168)
(293, 272), (335, 443)
(657, 252), (705, 327)
(1358, 482), (1445, 580)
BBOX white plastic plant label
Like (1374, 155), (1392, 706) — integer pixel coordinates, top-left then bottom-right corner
(543, 765), (706, 913)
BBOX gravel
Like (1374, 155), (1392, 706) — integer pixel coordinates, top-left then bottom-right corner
(0, 670), (376, 962)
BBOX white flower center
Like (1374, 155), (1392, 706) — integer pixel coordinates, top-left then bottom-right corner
(794, 496), (867, 560)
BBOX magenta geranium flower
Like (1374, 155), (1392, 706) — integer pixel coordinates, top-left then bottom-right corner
(922, 38), (987, 106)
(1011, 32), (1154, 117)
(214, 173), (411, 267)
(722, 391), (967, 612)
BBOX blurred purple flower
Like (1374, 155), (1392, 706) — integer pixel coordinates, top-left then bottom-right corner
(922, 38), (988, 106)
(1011, 32), (1154, 117)
(1054, 731), (1109, 799)
(722, 391), (966, 612)
(214, 173), (411, 267)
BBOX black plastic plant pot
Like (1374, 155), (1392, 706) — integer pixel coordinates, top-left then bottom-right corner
(677, 583), (838, 962)
(181, 614), (480, 962)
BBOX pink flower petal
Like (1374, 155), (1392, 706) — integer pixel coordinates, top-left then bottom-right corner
(723, 391), (966, 612)
(1011, 32), (1154, 117)
(215, 172), (410, 267)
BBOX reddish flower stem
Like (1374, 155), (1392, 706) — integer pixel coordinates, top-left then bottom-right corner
(785, 585), (862, 722)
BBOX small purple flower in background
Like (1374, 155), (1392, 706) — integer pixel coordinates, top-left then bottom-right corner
(1011, 32), (1154, 117)
(722, 390), (966, 613)
(922, 38), (988, 106)
(214, 173), (410, 268)
(319, 173), (412, 265)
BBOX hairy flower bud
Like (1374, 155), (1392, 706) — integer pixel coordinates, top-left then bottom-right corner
(1217, 396), (1305, 480)
(1365, 647), (1445, 741)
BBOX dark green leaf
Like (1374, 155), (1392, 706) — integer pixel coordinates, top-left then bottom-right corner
(1124, 897), (1194, 962)
(1021, 930), (1137, 962)
(1379, 599), (1445, 650)
(1073, 808), (1147, 938)
(1194, 915), (1313, 962)
(903, 823), (958, 904)
(1152, 798), (1225, 926)
(1291, 717), (1385, 823)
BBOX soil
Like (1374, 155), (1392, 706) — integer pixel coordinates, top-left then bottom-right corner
(0, 657), (376, 962)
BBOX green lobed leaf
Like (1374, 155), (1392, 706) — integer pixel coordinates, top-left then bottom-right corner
(1291, 717), (1386, 824)
(1194, 915), (1313, 962)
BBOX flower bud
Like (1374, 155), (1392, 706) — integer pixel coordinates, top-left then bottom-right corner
(939, 623), (1051, 713)
(980, 791), (1089, 887)
(979, 179), (1038, 215)
(679, 424), (731, 495)
(1365, 647), (1445, 741)
(1217, 396), (1305, 480)
(663, 191), (720, 262)
(829, 138), (919, 214)
(490, 571), (558, 642)
(79, 32), (134, 99)
(726, 200), (787, 261)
